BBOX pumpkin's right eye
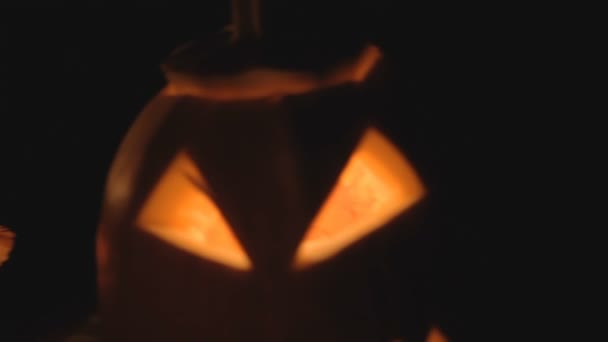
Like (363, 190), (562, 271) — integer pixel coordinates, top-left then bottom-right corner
(136, 152), (252, 271)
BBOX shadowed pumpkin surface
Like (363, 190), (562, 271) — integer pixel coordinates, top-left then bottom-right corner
(0, 226), (15, 268)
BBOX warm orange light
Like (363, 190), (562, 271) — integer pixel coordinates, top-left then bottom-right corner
(0, 225), (15, 267)
(293, 128), (426, 269)
(352, 45), (382, 81)
(426, 326), (449, 342)
(136, 152), (252, 271)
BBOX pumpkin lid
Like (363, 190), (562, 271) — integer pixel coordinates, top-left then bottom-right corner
(160, 0), (382, 100)
(161, 35), (383, 101)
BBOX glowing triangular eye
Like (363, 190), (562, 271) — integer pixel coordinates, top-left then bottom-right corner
(293, 128), (426, 270)
(136, 151), (252, 271)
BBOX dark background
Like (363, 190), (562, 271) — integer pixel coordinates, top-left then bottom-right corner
(0, 2), (544, 341)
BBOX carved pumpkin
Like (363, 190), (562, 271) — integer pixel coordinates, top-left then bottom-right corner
(97, 1), (442, 341)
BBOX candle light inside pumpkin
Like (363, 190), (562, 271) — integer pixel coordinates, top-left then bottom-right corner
(426, 326), (449, 342)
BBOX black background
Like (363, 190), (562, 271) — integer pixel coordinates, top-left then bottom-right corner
(0, 1), (545, 341)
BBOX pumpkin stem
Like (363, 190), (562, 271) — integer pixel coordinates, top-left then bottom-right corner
(231, 0), (262, 41)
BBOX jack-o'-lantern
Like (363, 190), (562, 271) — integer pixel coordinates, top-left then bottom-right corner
(97, 1), (444, 341)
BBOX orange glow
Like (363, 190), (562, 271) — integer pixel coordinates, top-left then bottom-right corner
(136, 152), (252, 271)
(0, 225), (15, 267)
(293, 128), (426, 269)
(351, 45), (382, 81)
(426, 327), (449, 342)
(165, 45), (382, 101)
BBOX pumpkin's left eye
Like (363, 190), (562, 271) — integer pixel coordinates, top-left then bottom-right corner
(136, 152), (252, 271)
(292, 128), (426, 270)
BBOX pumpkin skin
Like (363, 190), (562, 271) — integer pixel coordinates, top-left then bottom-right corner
(97, 37), (434, 342)
(0, 226), (15, 268)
